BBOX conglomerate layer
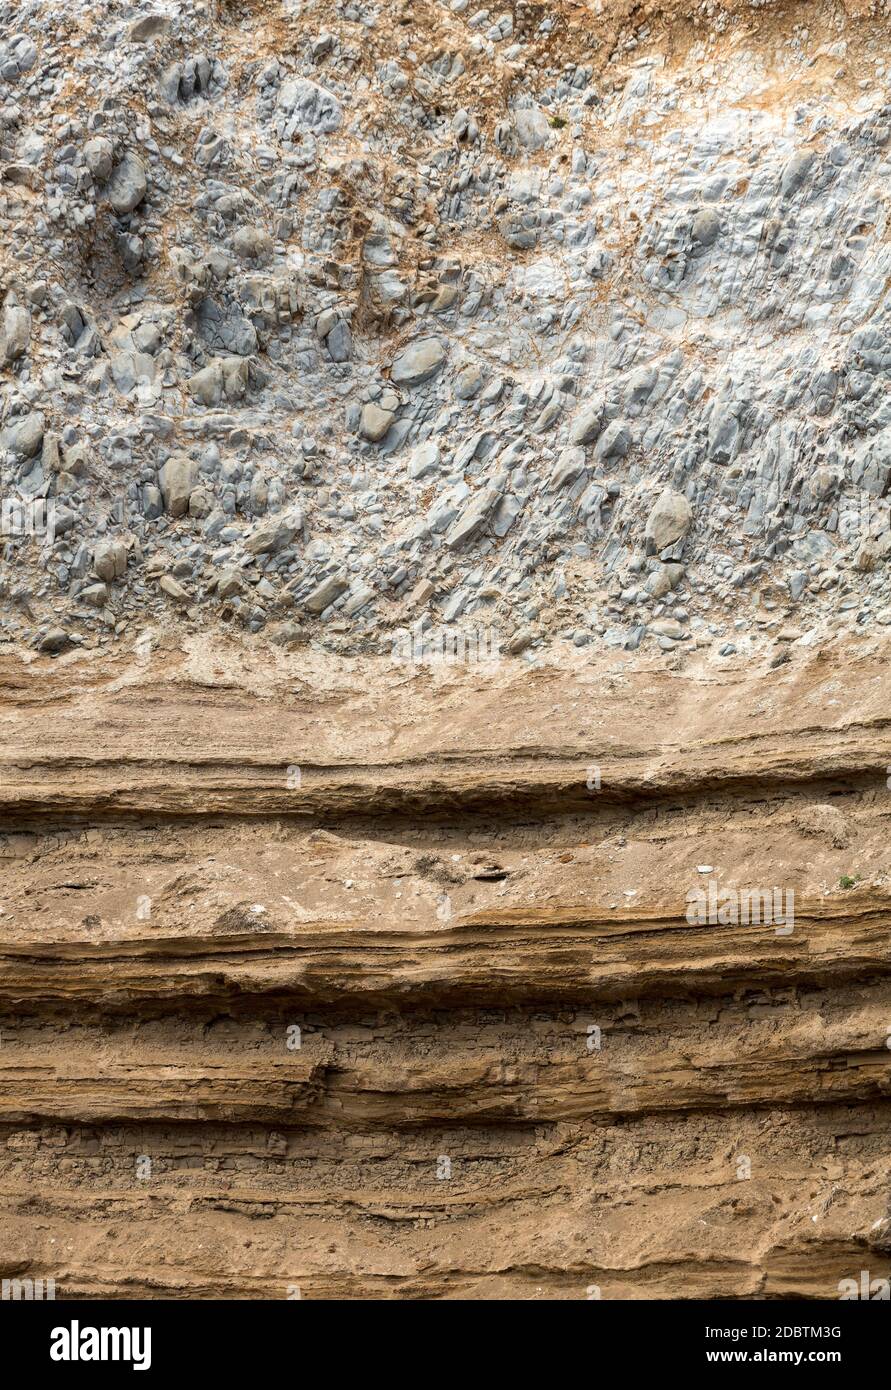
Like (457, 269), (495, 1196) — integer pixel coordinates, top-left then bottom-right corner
(3, 0), (891, 663)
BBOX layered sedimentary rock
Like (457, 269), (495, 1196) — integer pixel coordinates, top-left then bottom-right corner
(1, 637), (890, 1298)
(5, 0), (891, 1302)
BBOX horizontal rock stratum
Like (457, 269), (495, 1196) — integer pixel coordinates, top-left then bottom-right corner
(1, 635), (891, 1299)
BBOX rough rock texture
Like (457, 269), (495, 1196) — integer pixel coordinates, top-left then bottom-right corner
(4, 0), (891, 660)
(1, 636), (891, 1299)
(4, 0), (891, 1304)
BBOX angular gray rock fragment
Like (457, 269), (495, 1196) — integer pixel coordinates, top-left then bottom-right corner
(325, 319), (352, 362)
(83, 137), (114, 181)
(454, 364), (484, 399)
(232, 226), (272, 262)
(195, 298), (258, 357)
(92, 540), (127, 581)
(38, 626), (71, 654)
(158, 457), (199, 517)
(549, 447), (586, 491)
(445, 486), (501, 549)
(187, 357), (249, 406)
(0, 303), (31, 363)
(3, 413), (44, 458)
(498, 213), (537, 250)
(852, 431), (891, 497)
(691, 208), (720, 246)
(514, 106), (550, 151)
(304, 570), (349, 612)
(708, 407), (740, 464)
(244, 507), (303, 555)
(569, 400), (604, 446)
(269, 621), (307, 647)
(596, 420), (631, 461)
(162, 55), (227, 103)
(159, 575), (190, 602)
(491, 493), (522, 537)
(408, 443), (440, 479)
(651, 617), (686, 641)
(276, 79), (342, 137)
(342, 583), (376, 616)
(645, 489), (693, 554)
(215, 569), (242, 598)
(129, 13), (170, 41)
(79, 582), (109, 608)
(780, 149), (816, 197)
(1, 36), (37, 78)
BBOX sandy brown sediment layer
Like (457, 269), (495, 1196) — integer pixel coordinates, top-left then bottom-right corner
(1, 639), (890, 1298)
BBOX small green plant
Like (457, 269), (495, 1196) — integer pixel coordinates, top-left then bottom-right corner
(549, 115), (568, 129)
(838, 874), (860, 889)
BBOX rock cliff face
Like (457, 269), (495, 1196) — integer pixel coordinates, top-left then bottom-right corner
(4, 0), (891, 661)
(4, 0), (891, 1304)
(1, 638), (891, 1298)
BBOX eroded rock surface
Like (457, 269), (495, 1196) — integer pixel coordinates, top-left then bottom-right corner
(4, 0), (891, 1304)
(2, 0), (891, 661)
(0, 638), (890, 1298)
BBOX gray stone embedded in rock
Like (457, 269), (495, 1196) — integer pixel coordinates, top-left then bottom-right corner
(38, 626), (70, 654)
(215, 569), (241, 598)
(142, 485), (163, 520)
(409, 442), (441, 479)
(84, 136), (114, 181)
(788, 570), (808, 601)
(79, 582), (109, 608)
(104, 153), (148, 214)
(492, 493), (522, 537)
(1, 303), (31, 363)
(514, 106), (550, 151)
(129, 12), (170, 41)
(158, 456), (199, 517)
(780, 149), (816, 198)
(651, 617), (686, 640)
(569, 400), (604, 446)
(390, 337), (447, 387)
(317, 310), (351, 362)
(195, 298), (257, 357)
(159, 574), (190, 603)
(304, 569), (349, 612)
(92, 539), (127, 581)
(645, 489), (693, 554)
(507, 627), (534, 654)
(3, 412), (44, 458)
(549, 447), (586, 491)
(269, 621), (307, 647)
(2, 35), (37, 75)
(708, 407), (740, 464)
(276, 78), (343, 136)
(445, 485), (501, 549)
(852, 430), (891, 497)
(691, 208), (721, 247)
(360, 402), (395, 442)
(245, 507), (303, 555)
(454, 364), (484, 399)
(232, 226), (272, 262)
(595, 420), (631, 461)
